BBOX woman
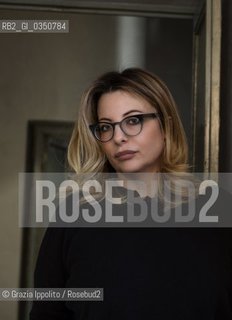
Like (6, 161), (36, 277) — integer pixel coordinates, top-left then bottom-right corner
(30, 68), (232, 319)
(68, 68), (188, 175)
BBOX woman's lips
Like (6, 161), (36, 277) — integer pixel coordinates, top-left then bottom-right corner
(115, 150), (137, 160)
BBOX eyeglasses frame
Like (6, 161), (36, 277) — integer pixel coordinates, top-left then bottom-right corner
(89, 112), (160, 142)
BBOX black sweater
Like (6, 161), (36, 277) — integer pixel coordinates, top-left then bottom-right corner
(30, 193), (232, 319)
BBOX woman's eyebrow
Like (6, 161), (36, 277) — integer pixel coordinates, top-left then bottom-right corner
(123, 109), (143, 116)
(98, 109), (143, 122)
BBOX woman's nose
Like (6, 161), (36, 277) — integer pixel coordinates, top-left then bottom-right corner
(112, 124), (128, 144)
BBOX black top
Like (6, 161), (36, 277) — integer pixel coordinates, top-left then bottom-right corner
(30, 192), (232, 319)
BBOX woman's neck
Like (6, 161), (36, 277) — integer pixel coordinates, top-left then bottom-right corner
(116, 172), (159, 198)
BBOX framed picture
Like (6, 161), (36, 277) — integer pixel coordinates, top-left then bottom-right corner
(18, 120), (74, 320)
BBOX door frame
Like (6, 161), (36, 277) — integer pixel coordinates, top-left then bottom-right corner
(192, 0), (221, 176)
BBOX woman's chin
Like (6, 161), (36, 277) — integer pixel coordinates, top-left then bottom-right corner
(115, 164), (144, 174)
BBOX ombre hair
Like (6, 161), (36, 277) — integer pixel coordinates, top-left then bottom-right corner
(68, 68), (189, 174)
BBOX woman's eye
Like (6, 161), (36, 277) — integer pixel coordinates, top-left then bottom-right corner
(99, 124), (111, 132)
(126, 117), (140, 125)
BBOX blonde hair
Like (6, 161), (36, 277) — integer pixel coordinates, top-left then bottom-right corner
(68, 68), (189, 174)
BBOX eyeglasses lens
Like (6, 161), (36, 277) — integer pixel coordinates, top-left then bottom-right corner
(121, 117), (142, 136)
(95, 124), (113, 142)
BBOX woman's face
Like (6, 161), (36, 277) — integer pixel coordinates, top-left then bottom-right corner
(97, 90), (165, 173)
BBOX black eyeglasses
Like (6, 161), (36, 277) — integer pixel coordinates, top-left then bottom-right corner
(89, 113), (159, 142)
